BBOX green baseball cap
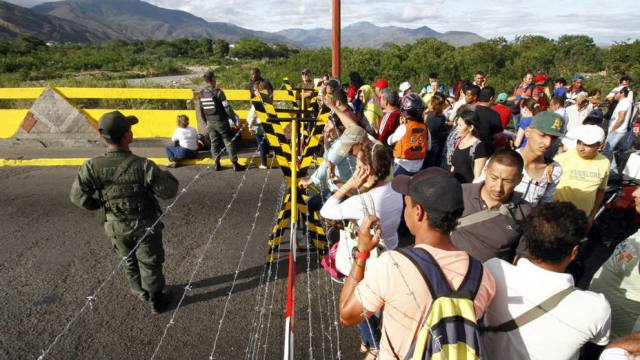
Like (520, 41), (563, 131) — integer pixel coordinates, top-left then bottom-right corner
(98, 111), (138, 141)
(496, 92), (508, 103)
(530, 111), (564, 137)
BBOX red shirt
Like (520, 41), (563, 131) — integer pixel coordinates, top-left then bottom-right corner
(492, 104), (512, 129)
(378, 110), (401, 144)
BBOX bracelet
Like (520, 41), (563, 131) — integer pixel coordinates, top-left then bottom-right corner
(354, 250), (370, 261)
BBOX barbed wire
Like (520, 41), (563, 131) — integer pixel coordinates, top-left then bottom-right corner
(36, 154), (216, 360)
(149, 136), (258, 360)
(208, 154), (277, 359)
(243, 182), (287, 360)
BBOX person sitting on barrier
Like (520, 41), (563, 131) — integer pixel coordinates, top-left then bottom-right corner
(198, 69), (245, 172)
(166, 114), (198, 168)
(320, 141), (402, 356)
(338, 167), (496, 359)
(70, 111), (179, 314)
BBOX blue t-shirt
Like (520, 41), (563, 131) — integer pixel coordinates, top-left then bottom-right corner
(518, 117), (533, 148)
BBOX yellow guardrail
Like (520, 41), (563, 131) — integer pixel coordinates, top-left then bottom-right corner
(0, 87), (298, 139)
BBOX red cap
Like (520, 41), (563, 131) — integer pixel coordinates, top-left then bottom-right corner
(373, 78), (389, 89)
(347, 87), (357, 100)
(534, 75), (549, 84)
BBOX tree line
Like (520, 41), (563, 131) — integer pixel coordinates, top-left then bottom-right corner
(0, 34), (638, 95)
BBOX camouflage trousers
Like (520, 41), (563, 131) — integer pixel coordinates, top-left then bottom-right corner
(105, 220), (165, 302)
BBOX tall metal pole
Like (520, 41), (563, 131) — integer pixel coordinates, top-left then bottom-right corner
(283, 96), (300, 360)
(332, 0), (341, 79)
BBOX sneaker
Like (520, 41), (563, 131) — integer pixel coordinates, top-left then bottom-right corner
(167, 161), (177, 168)
(259, 165), (268, 169)
(214, 158), (222, 171)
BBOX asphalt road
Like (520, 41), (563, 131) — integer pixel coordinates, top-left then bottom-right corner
(0, 164), (360, 360)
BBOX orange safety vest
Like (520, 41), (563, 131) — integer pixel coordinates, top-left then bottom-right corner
(393, 120), (428, 160)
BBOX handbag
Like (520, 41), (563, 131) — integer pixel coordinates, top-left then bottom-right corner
(334, 192), (381, 276)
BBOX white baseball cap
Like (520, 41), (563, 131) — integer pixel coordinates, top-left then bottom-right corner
(399, 81), (412, 92)
(575, 125), (605, 145)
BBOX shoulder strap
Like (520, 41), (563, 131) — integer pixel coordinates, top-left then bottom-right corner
(469, 139), (480, 160)
(458, 201), (519, 230)
(545, 162), (555, 183)
(482, 287), (575, 332)
(397, 247), (452, 298)
(457, 208), (502, 228)
(451, 256), (483, 299)
(108, 154), (138, 187)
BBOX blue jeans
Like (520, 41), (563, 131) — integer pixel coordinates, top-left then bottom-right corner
(166, 146), (196, 161)
(604, 132), (627, 173)
(357, 313), (381, 349)
(255, 132), (270, 167)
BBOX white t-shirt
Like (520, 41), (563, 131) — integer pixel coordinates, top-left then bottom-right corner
(609, 97), (633, 134)
(482, 258), (611, 360)
(171, 126), (198, 150)
(565, 103), (593, 132)
(320, 182), (403, 250)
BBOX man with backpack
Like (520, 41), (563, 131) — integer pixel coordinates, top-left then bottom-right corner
(482, 202), (611, 360)
(338, 167), (496, 359)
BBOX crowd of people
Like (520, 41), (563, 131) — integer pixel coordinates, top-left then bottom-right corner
(134, 65), (640, 358)
(293, 70), (640, 359)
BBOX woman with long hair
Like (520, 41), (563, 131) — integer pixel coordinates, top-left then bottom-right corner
(320, 142), (403, 356)
(450, 110), (490, 183)
(423, 92), (450, 168)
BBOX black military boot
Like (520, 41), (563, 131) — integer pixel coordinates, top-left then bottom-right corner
(232, 161), (246, 172)
(150, 292), (167, 314)
(214, 157), (222, 171)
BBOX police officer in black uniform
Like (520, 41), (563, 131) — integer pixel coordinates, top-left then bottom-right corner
(199, 70), (246, 171)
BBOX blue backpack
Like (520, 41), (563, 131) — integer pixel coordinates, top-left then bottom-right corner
(396, 247), (484, 360)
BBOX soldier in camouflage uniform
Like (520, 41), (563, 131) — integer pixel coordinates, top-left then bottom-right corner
(70, 111), (179, 314)
(198, 70), (246, 171)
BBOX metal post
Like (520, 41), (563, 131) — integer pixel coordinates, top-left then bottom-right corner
(332, 0), (341, 79)
(283, 98), (299, 360)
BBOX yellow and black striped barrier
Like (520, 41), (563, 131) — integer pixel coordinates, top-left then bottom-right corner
(252, 85), (327, 263)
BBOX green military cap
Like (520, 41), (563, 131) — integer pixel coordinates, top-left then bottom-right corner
(530, 111), (564, 137)
(98, 111), (138, 141)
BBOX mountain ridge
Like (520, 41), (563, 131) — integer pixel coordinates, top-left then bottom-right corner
(0, 0), (485, 47)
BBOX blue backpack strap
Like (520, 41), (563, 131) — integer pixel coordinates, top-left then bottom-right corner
(397, 247), (484, 300)
(451, 256), (483, 300)
(397, 247), (452, 298)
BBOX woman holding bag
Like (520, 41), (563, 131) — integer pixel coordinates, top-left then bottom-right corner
(319, 141), (402, 357)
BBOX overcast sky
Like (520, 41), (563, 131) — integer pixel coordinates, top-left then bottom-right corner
(8, 0), (640, 44)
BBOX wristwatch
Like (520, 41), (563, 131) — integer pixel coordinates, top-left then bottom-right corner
(352, 247), (370, 261)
